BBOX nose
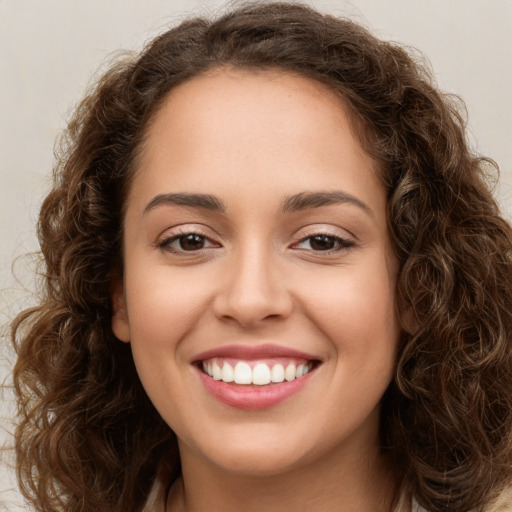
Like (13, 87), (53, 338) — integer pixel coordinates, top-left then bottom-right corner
(212, 245), (293, 329)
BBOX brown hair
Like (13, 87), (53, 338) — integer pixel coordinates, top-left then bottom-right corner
(12, 3), (512, 511)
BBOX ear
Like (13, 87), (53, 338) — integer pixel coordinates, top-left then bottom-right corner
(111, 278), (131, 343)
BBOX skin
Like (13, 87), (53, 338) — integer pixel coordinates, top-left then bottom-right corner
(112, 69), (402, 511)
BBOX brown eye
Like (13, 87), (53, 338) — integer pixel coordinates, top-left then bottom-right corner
(159, 232), (217, 253)
(179, 234), (206, 251)
(309, 235), (337, 251)
(293, 233), (355, 252)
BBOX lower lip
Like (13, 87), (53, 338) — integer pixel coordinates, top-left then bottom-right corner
(196, 367), (315, 410)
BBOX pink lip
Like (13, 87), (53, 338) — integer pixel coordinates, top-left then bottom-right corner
(193, 344), (319, 362)
(196, 368), (315, 410)
(192, 344), (320, 411)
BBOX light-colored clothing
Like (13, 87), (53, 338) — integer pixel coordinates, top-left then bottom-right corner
(408, 491), (512, 512)
(141, 465), (171, 512)
(411, 498), (427, 512)
(141, 468), (512, 512)
(409, 487), (512, 512)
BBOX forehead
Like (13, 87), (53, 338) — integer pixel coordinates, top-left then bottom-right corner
(143, 68), (353, 150)
(129, 68), (382, 213)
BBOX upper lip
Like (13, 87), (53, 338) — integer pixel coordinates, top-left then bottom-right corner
(192, 344), (320, 362)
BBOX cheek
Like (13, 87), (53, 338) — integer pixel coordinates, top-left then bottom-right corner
(124, 264), (214, 352)
(124, 266), (214, 425)
(300, 260), (398, 346)
(297, 255), (400, 408)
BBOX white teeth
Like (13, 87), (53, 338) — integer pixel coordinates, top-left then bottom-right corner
(221, 362), (234, 382)
(202, 359), (313, 385)
(234, 362), (252, 384)
(252, 363), (271, 385)
(212, 361), (222, 380)
(271, 364), (285, 383)
(285, 363), (297, 381)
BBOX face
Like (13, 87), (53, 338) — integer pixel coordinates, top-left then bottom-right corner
(112, 69), (400, 477)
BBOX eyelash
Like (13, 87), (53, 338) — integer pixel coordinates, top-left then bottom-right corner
(157, 230), (355, 256)
(292, 233), (355, 254)
(157, 230), (217, 255)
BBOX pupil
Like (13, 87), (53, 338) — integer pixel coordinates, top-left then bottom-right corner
(180, 234), (205, 251)
(310, 235), (335, 251)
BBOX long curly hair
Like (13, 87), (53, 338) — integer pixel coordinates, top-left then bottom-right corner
(11, 3), (512, 511)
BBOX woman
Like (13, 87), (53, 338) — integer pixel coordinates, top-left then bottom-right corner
(11, 3), (512, 511)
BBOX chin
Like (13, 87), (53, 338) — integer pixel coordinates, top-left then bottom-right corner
(186, 430), (315, 477)
(214, 450), (308, 477)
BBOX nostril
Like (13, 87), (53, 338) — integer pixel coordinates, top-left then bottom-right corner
(211, 260), (293, 326)
(212, 289), (293, 328)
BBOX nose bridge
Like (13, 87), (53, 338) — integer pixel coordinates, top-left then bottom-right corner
(213, 236), (292, 326)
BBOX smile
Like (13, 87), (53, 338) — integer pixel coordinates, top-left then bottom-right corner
(201, 357), (314, 385)
(193, 345), (320, 410)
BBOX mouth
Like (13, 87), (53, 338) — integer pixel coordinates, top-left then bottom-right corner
(199, 357), (317, 385)
(192, 345), (321, 410)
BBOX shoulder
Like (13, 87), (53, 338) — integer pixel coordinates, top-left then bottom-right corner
(486, 486), (512, 512)
(141, 464), (173, 512)
(411, 487), (512, 512)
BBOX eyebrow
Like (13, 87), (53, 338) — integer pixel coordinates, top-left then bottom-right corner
(281, 191), (373, 217)
(144, 193), (226, 214)
(143, 190), (373, 217)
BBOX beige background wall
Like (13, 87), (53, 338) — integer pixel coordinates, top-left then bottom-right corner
(1, 0), (511, 508)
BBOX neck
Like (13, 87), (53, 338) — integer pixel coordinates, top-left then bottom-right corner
(167, 441), (399, 512)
